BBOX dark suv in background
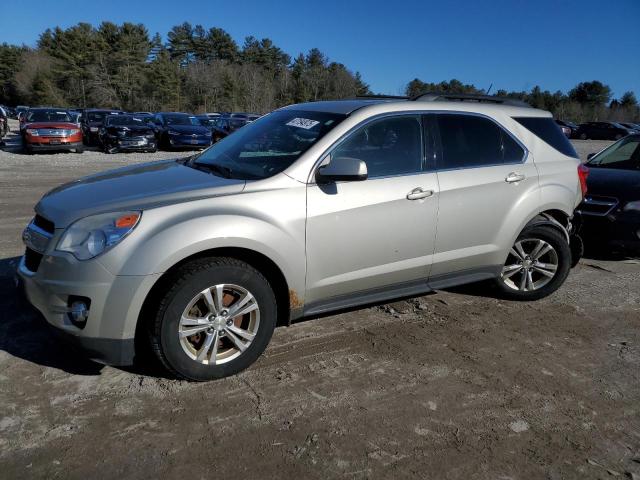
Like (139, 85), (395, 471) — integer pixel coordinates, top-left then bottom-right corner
(153, 112), (212, 150)
(81, 109), (124, 145)
(576, 121), (635, 140)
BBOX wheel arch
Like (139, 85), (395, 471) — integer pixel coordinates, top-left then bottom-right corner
(135, 246), (295, 360)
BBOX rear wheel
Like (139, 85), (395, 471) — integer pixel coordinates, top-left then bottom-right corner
(494, 226), (571, 301)
(149, 258), (277, 381)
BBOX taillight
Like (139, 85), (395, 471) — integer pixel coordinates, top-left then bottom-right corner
(578, 164), (589, 197)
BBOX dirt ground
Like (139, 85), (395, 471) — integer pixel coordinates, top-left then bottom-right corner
(1, 121), (638, 479)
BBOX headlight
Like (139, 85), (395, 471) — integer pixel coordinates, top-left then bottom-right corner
(623, 201), (640, 212)
(168, 130), (180, 135)
(68, 128), (79, 135)
(145, 133), (155, 139)
(26, 129), (39, 136)
(90, 127), (99, 132)
(57, 211), (141, 260)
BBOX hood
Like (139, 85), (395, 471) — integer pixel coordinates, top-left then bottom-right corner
(107, 125), (153, 134)
(26, 122), (78, 129)
(36, 159), (246, 228)
(586, 167), (640, 202)
(167, 124), (210, 135)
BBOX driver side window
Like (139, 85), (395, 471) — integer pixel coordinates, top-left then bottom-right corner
(332, 115), (423, 178)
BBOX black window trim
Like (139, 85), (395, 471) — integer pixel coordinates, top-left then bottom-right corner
(431, 111), (528, 172)
(311, 111), (428, 183)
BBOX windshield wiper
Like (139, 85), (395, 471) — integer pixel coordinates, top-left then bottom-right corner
(192, 162), (233, 179)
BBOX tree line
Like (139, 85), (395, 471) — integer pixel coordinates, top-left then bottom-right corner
(0, 21), (637, 122)
(406, 79), (639, 123)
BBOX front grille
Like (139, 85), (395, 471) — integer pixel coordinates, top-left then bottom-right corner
(578, 195), (619, 216)
(33, 214), (55, 234)
(24, 247), (43, 272)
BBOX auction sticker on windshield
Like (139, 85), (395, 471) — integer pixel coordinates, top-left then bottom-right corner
(286, 118), (320, 129)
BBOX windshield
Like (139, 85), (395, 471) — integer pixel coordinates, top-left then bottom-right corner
(27, 110), (72, 123)
(88, 111), (118, 122)
(197, 117), (216, 126)
(106, 115), (151, 126)
(587, 135), (640, 170)
(193, 110), (346, 180)
(165, 114), (200, 126)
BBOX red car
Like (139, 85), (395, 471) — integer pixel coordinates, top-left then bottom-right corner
(22, 108), (83, 154)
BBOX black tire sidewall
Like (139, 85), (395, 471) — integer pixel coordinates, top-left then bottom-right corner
(495, 226), (571, 301)
(157, 262), (277, 381)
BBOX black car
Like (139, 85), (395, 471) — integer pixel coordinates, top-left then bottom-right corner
(577, 134), (640, 252)
(81, 109), (124, 145)
(153, 112), (212, 150)
(575, 121), (634, 140)
(195, 115), (229, 143)
(555, 119), (579, 139)
(98, 114), (158, 153)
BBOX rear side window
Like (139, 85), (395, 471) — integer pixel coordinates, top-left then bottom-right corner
(436, 114), (525, 169)
(514, 117), (578, 158)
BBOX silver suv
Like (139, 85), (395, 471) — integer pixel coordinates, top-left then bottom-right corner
(19, 94), (588, 381)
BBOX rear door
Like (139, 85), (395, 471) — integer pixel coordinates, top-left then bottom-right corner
(429, 113), (538, 282)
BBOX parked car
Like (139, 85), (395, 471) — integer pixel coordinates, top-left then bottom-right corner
(618, 122), (640, 133)
(0, 105), (8, 138)
(153, 112), (212, 150)
(98, 114), (158, 153)
(21, 108), (83, 154)
(81, 109), (124, 145)
(212, 115), (251, 135)
(555, 119), (579, 138)
(18, 95), (586, 380)
(577, 134), (640, 252)
(575, 121), (635, 140)
(195, 115), (229, 143)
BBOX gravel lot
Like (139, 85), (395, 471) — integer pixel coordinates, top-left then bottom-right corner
(1, 120), (638, 479)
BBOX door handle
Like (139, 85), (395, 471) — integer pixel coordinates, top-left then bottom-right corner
(505, 172), (526, 183)
(406, 187), (434, 200)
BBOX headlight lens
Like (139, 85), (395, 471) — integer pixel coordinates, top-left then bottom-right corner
(623, 200), (640, 212)
(26, 129), (39, 136)
(57, 211), (141, 260)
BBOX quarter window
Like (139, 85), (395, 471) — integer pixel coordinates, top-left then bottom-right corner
(437, 114), (524, 169)
(331, 115), (423, 178)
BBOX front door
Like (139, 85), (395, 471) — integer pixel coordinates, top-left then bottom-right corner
(305, 114), (439, 305)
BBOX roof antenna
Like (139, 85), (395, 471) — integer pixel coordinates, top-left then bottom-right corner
(485, 83), (493, 95)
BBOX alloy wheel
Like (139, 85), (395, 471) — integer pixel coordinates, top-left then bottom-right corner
(501, 238), (559, 291)
(178, 283), (260, 365)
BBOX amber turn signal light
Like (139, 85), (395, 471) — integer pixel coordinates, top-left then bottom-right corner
(115, 213), (140, 229)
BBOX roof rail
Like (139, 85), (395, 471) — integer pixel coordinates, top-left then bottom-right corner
(412, 92), (530, 108)
(354, 94), (409, 100)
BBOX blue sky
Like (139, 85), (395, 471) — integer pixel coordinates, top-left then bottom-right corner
(1, 0), (639, 98)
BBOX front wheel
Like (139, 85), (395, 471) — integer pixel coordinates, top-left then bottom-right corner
(494, 225), (571, 301)
(149, 258), (277, 381)
(579, 132), (588, 140)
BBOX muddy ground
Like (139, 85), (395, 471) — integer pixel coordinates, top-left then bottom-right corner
(0, 121), (638, 479)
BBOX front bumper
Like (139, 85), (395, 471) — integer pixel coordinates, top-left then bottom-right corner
(168, 135), (211, 148)
(27, 140), (83, 151)
(580, 211), (640, 251)
(17, 252), (160, 366)
(105, 136), (157, 151)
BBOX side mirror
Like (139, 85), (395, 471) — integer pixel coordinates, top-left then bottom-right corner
(316, 156), (368, 183)
(587, 153), (596, 160)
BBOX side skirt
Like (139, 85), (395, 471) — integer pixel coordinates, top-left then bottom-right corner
(302, 266), (501, 318)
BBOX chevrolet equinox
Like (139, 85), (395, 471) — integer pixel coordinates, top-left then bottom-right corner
(19, 94), (588, 381)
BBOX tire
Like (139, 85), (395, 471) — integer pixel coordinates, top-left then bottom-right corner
(579, 132), (588, 140)
(494, 225), (571, 301)
(149, 257), (277, 381)
(75, 145), (84, 154)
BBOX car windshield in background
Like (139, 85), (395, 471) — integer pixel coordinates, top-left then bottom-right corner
(192, 110), (345, 180)
(166, 115), (200, 126)
(27, 110), (72, 123)
(197, 117), (216, 126)
(106, 115), (148, 126)
(87, 112), (116, 122)
(587, 136), (640, 170)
